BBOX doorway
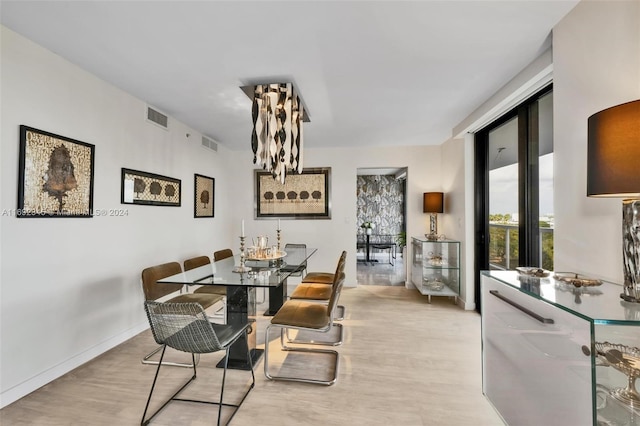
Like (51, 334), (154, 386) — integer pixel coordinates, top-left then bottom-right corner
(356, 167), (407, 286)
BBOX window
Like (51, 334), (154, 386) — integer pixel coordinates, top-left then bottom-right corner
(474, 86), (554, 309)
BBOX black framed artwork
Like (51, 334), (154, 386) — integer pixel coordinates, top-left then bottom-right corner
(194, 173), (214, 218)
(254, 167), (331, 219)
(17, 125), (95, 218)
(121, 168), (181, 207)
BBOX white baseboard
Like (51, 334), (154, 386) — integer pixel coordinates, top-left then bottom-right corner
(0, 322), (149, 409)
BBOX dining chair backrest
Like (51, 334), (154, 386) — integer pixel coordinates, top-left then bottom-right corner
(183, 256), (211, 271)
(144, 301), (224, 354)
(141, 262), (184, 301)
(334, 251), (347, 278)
(283, 243), (308, 275)
(327, 273), (346, 320)
(213, 249), (233, 262)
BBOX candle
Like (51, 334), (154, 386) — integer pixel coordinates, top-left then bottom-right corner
(277, 219), (281, 231)
(241, 220), (245, 237)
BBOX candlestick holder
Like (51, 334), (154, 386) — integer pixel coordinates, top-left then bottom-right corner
(233, 236), (252, 273)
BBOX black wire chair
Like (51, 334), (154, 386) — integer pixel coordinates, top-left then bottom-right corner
(141, 301), (255, 426)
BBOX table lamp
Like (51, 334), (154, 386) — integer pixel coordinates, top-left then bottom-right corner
(423, 192), (444, 241)
(587, 99), (640, 303)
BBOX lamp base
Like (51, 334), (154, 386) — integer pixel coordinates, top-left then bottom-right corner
(427, 213), (438, 241)
(621, 199), (640, 303)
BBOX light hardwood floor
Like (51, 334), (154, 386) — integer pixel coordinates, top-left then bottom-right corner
(0, 283), (503, 425)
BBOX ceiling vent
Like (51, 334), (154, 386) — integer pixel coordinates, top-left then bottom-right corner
(146, 106), (168, 129)
(201, 136), (218, 152)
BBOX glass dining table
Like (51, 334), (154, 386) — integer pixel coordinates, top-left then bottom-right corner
(157, 246), (316, 370)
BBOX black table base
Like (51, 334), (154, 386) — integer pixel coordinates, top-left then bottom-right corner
(216, 348), (263, 371)
(263, 281), (286, 316)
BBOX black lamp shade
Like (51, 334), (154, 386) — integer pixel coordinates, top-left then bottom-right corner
(423, 192), (444, 213)
(587, 99), (640, 198)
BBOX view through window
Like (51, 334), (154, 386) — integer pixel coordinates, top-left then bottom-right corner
(487, 91), (554, 271)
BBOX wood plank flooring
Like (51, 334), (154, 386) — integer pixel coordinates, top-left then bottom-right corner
(0, 282), (504, 425)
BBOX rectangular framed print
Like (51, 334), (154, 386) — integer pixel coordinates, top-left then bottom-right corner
(194, 173), (214, 218)
(254, 167), (331, 219)
(121, 168), (181, 206)
(17, 125), (95, 218)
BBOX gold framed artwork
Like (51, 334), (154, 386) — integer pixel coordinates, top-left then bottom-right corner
(121, 168), (181, 207)
(254, 167), (331, 219)
(17, 125), (95, 218)
(194, 173), (214, 218)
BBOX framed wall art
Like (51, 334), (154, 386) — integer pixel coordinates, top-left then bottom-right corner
(194, 173), (214, 218)
(121, 168), (181, 207)
(254, 167), (331, 219)
(17, 125), (95, 218)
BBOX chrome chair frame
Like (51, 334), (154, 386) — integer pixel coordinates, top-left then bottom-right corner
(294, 251), (347, 322)
(264, 274), (344, 386)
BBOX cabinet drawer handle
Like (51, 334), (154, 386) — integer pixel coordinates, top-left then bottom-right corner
(489, 290), (555, 324)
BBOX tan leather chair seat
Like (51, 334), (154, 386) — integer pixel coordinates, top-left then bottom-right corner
(270, 300), (329, 329)
(302, 272), (334, 284)
(289, 283), (332, 300)
(170, 292), (223, 306)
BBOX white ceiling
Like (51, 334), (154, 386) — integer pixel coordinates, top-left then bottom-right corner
(0, 1), (579, 151)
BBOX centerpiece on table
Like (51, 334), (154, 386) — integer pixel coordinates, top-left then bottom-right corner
(361, 221), (375, 235)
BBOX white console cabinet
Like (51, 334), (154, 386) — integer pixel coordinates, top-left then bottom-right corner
(411, 237), (460, 303)
(481, 271), (639, 426)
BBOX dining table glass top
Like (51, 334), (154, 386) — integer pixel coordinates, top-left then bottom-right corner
(158, 246), (317, 288)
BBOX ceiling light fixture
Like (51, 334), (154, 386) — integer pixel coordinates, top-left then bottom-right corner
(241, 83), (309, 183)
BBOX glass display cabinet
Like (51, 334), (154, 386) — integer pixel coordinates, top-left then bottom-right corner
(481, 270), (640, 426)
(411, 237), (460, 303)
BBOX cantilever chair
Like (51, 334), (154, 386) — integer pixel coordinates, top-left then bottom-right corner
(264, 273), (345, 386)
(184, 256), (227, 322)
(141, 301), (255, 426)
(141, 262), (224, 367)
(279, 243), (308, 278)
(297, 251), (347, 320)
(302, 250), (347, 284)
(286, 251), (347, 346)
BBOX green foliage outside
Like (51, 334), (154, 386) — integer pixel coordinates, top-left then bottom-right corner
(488, 218), (554, 270)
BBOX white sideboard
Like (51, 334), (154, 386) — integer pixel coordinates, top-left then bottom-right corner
(481, 271), (640, 426)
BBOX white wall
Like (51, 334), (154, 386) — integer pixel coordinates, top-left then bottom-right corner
(441, 137), (474, 309)
(0, 26), (444, 407)
(227, 145), (442, 290)
(0, 27), (237, 407)
(553, 0), (640, 282)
